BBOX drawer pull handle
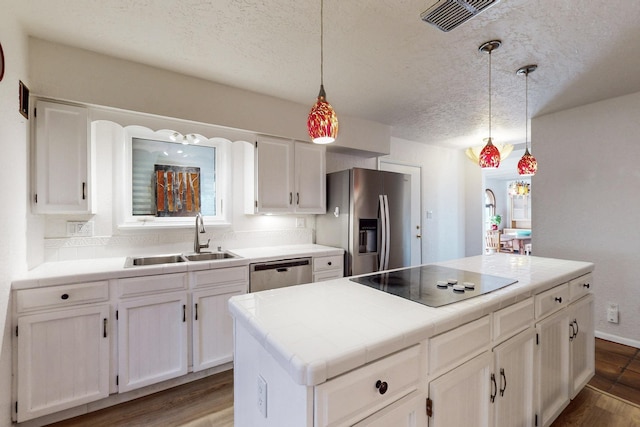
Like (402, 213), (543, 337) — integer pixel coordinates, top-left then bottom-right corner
(61, 293), (69, 300)
(103, 318), (108, 338)
(583, 283), (590, 289)
(499, 368), (507, 397)
(375, 380), (388, 395)
(554, 297), (562, 303)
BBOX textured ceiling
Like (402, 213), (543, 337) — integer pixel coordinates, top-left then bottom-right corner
(10, 0), (640, 151)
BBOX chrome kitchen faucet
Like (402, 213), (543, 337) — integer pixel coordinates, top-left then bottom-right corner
(194, 212), (210, 253)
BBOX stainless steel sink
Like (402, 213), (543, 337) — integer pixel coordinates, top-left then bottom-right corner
(183, 252), (237, 261)
(124, 254), (187, 267)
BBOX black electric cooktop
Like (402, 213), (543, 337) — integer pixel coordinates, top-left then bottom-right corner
(350, 265), (518, 308)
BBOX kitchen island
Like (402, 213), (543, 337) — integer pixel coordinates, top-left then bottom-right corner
(229, 254), (595, 427)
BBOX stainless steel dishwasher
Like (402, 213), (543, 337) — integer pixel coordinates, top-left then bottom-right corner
(249, 257), (312, 292)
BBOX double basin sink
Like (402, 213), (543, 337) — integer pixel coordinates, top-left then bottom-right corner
(124, 251), (237, 268)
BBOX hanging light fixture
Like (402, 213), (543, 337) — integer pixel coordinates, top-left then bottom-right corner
(477, 40), (501, 168)
(464, 139), (513, 164)
(307, 0), (338, 144)
(516, 64), (538, 176)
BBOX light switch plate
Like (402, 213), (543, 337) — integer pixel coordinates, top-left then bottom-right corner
(66, 221), (94, 237)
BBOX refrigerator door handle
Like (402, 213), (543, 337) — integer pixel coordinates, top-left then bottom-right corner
(383, 195), (390, 270)
(379, 195), (387, 271)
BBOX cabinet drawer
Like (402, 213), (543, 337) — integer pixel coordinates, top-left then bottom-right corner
(569, 273), (593, 302)
(117, 273), (187, 298)
(16, 281), (108, 313)
(315, 345), (421, 427)
(429, 315), (490, 378)
(493, 297), (534, 344)
(313, 270), (343, 282)
(535, 283), (569, 319)
(313, 255), (343, 272)
(193, 266), (248, 289)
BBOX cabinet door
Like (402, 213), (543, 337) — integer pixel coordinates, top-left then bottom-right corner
(569, 294), (594, 399)
(294, 142), (326, 213)
(117, 292), (188, 392)
(34, 100), (93, 214)
(354, 391), (427, 427)
(255, 136), (294, 213)
(493, 328), (536, 427)
(536, 308), (570, 427)
(16, 305), (110, 422)
(192, 283), (246, 372)
(428, 351), (493, 427)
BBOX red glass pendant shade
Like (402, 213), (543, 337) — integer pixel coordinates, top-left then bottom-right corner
(479, 138), (501, 168)
(307, 85), (338, 144)
(517, 148), (537, 176)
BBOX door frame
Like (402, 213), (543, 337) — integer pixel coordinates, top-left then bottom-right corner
(378, 159), (423, 266)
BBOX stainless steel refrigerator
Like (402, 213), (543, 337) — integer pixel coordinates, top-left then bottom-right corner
(316, 168), (411, 277)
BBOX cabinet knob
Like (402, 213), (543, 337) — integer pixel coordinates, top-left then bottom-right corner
(327, 261), (332, 266)
(375, 380), (388, 395)
(583, 283), (590, 289)
(554, 297), (562, 303)
(60, 293), (69, 300)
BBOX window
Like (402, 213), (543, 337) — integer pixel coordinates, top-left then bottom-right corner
(117, 125), (231, 229)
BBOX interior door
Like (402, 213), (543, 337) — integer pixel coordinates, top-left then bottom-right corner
(379, 161), (422, 266)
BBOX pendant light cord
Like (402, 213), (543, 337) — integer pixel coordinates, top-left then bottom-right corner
(488, 47), (492, 139)
(320, 0), (324, 88)
(525, 70), (529, 151)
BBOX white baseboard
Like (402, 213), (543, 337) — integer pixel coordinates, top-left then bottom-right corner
(595, 330), (640, 349)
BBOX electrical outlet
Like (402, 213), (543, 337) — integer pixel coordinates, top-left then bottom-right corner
(66, 221), (94, 237)
(296, 217), (305, 228)
(257, 375), (267, 417)
(607, 302), (619, 323)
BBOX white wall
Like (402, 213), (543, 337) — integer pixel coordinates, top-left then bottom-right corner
(0, 3), (29, 425)
(534, 91), (640, 347)
(382, 137), (467, 263)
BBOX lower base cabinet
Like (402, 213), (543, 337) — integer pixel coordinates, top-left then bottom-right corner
(16, 304), (110, 422)
(493, 328), (536, 427)
(117, 291), (189, 393)
(353, 391), (428, 427)
(570, 294), (595, 398)
(428, 351), (493, 427)
(192, 283), (246, 371)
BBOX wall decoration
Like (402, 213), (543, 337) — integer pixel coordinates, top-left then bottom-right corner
(154, 164), (201, 217)
(19, 80), (29, 118)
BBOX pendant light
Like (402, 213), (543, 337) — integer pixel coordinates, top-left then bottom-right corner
(307, 0), (338, 144)
(478, 40), (501, 169)
(516, 64), (538, 176)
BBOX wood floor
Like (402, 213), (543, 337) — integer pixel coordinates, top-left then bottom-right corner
(46, 338), (640, 427)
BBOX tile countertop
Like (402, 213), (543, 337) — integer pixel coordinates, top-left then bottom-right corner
(11, 244), (343, 290)
(230, 244), (343, 263)
(228, 253), (594, 387)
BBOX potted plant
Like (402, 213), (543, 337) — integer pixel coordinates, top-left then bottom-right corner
(490, 214), (501, 230)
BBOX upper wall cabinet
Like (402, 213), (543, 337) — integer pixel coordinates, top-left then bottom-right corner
(245, 136), (326, 214)
(33, 100), (95, 214)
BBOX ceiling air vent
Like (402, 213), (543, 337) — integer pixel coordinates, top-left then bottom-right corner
(420, 0), (500, 32)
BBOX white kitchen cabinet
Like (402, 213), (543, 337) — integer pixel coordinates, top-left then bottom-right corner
(246, 136), (326, 214)
(569, 294), (595, 399)
(117, 291), (189, 393)
(315, 345), (421, 427)
(353, 391), (427, 426)
(427, 351), (493, 427)
(33, 99), (95, 214)
(492, 328), (536, 427)
(191, 267), (248, 372)
(535, 305), (570, 427)
(312, 254), (344, 282)
(16, 304), (110, 422)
